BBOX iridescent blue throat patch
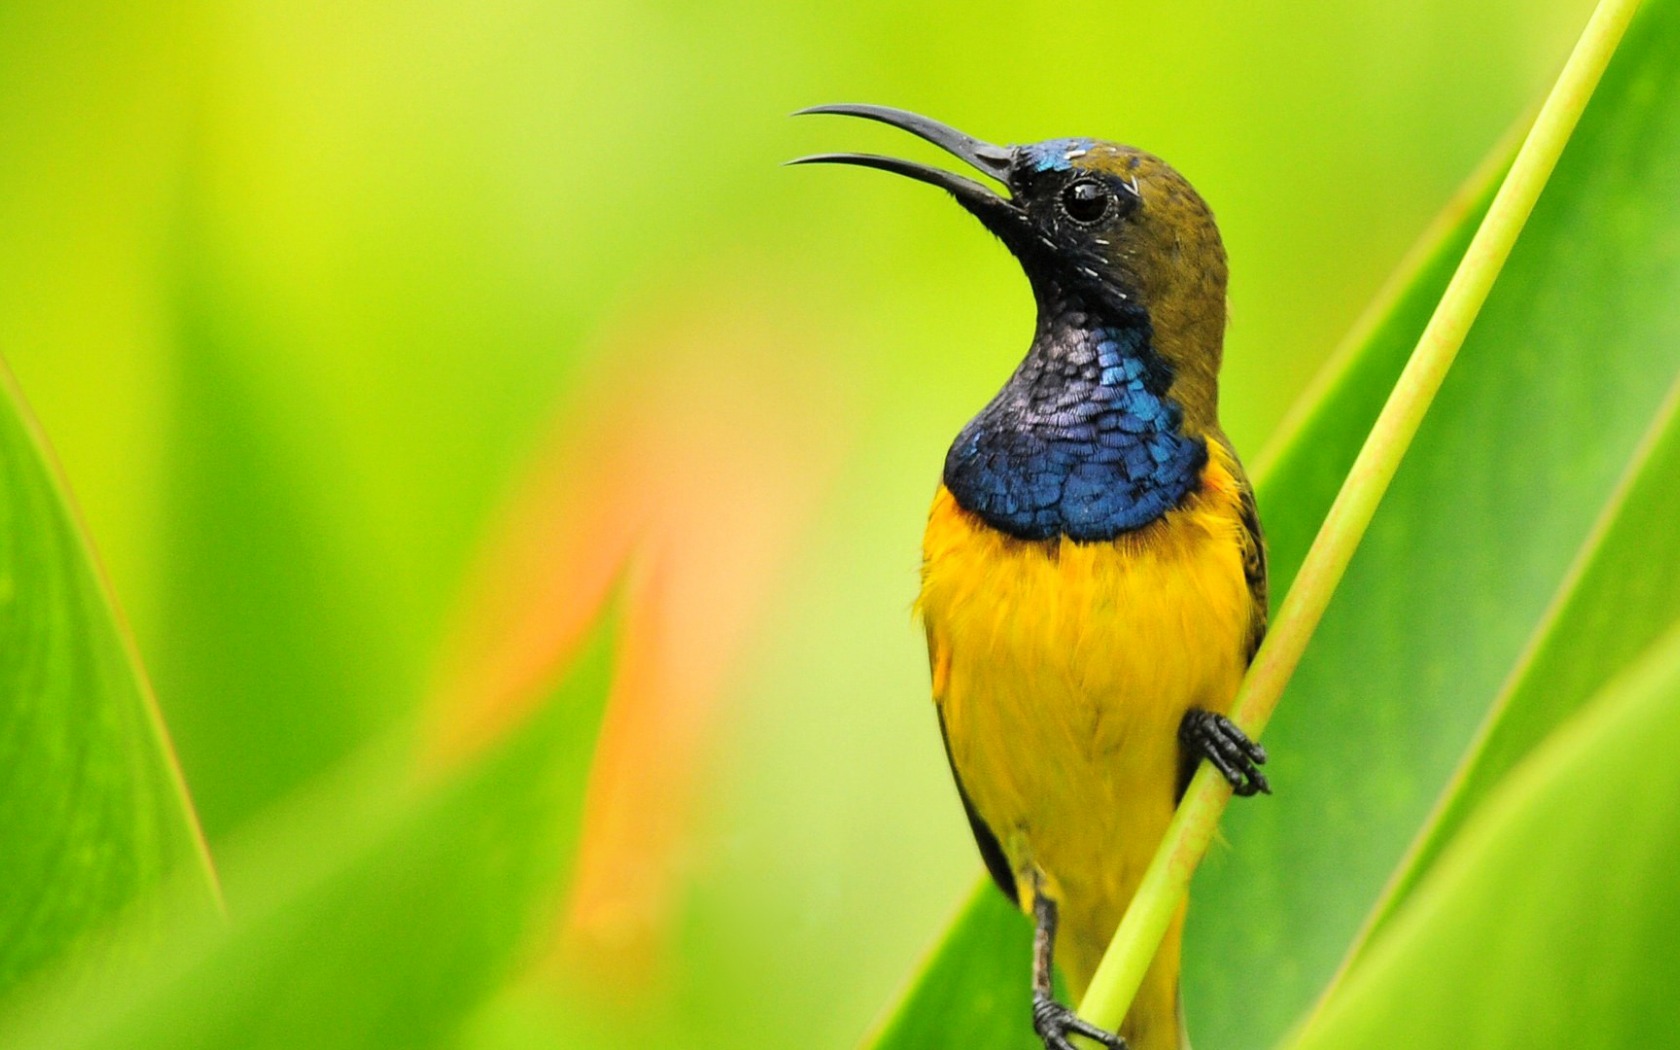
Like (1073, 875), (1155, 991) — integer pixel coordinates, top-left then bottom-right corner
(943, 321), (1206, 542)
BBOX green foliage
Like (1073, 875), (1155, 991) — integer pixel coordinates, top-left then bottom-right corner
(0, 361), (218, 997)
(1354, 375), (1680, 955)
(150, 309), (413, 842)
(868, 886), (1032, 1049)
(2, 0), (1675, 1047)
(1192, 2), (1680, 1043)
(0, 622), (615, 1050)
(1294, 622), (1680, 1049)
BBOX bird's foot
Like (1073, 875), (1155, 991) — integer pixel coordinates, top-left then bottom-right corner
(1180, 709), (1270, 796)
(1033, 994), (1127, 1050)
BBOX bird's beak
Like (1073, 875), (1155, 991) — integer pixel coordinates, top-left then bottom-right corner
(788, 104), (1031, 245)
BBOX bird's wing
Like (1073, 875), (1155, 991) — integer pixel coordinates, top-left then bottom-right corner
(1215, 430), (1269, 663)
(936, 706), (1020, 903)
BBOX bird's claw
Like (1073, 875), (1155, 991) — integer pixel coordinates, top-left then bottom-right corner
(1033, 993), (1127, 1050)
(1180, 709), (1270, 796)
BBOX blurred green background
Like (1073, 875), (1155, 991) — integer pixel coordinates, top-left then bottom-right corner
(0, 0), (1600, 1046)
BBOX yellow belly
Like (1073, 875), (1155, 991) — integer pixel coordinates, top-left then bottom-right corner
(917, 449), (1256, 1033)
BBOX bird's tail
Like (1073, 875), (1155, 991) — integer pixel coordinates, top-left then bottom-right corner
(1064, 901), (1188, 1050)
(1122, 970), (1187, 1050)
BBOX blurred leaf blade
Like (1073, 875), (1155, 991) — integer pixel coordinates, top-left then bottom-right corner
(1248, 153), (1503, 604)
(0, 357), (219, 999)
(2, 614), (618, 1050)
(865, 886), (1033, 1050)
(150, 301), (415, 843)
(1289, 619), (1680, 1049)
(1341, 370), (1680, 967)
(1190, 1), (1680, 1043)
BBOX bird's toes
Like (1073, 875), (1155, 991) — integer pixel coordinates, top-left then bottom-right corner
(1033, 994), (1128, 1050)
(1181, 709), (1270, 796)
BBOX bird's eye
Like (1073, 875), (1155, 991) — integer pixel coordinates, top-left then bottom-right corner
(1060, 180), (1113, 224)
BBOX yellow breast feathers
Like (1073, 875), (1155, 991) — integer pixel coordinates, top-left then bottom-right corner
(916, 441), (1259, 997)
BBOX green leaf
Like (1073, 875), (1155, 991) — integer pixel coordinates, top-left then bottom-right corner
(866, 885), (1033, 1049)
(0, 618), (617, 1050)
(1288, 619), (1680, 1049)
(1190, 4), (1680, 1044)
(147, 316), (418, 842)
(866, 1), (1680, 1045)
(0, 358), (218, 998)
(1347, 371), (1680, 960)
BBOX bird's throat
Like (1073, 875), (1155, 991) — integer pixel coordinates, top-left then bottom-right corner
(943, 304), (1207, 542)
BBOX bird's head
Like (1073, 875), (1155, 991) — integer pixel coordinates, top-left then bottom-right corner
(792, 104), (1228, 425)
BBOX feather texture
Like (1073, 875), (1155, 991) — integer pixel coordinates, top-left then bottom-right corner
(919, 438), (1262, 1050)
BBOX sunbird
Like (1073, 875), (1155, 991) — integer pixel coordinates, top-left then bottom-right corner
(794, 105), (1269, 1050)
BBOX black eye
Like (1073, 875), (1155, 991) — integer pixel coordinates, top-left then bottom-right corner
(1060, 180), (1113, 224)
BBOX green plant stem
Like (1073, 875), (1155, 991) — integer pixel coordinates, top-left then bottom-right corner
(1073, 0), (1645, 1034)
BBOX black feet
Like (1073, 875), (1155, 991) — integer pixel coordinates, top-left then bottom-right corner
(1033, 994), (1127, 1050)
(1180, 709), (1270, 796)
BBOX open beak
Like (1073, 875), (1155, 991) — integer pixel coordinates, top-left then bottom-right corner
(788, 104), (1030, 245)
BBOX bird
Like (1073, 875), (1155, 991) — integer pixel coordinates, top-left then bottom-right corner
(792, 105), (1269, 1050)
